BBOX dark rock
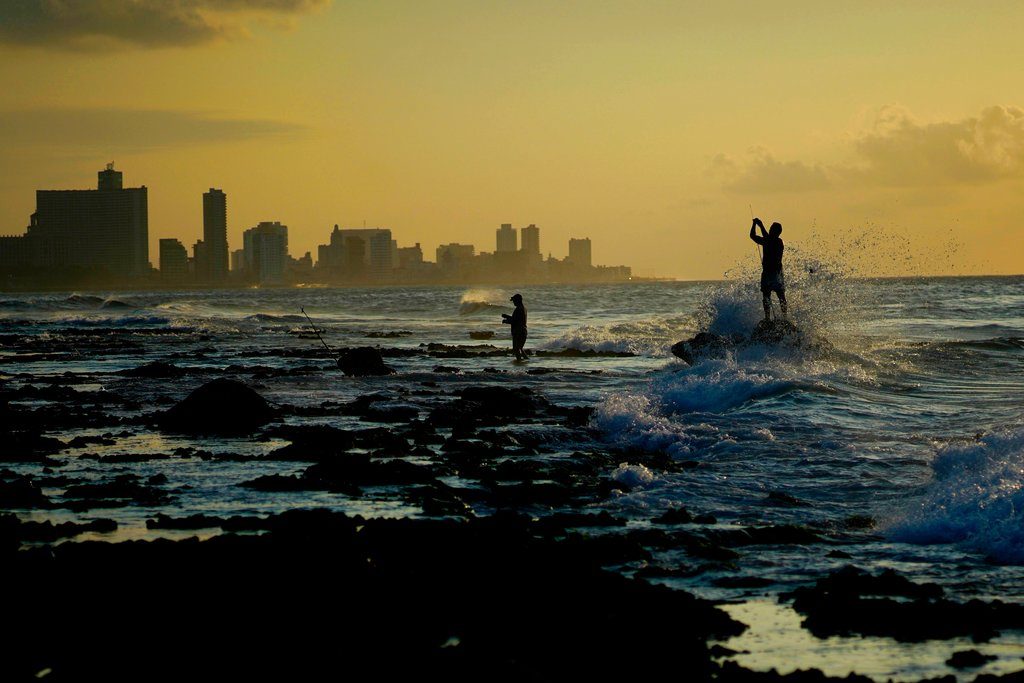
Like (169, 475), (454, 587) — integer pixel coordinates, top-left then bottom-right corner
(117, 361), (186, 378)
(337, 347), (396, 376)
(653, 507), (694, 525)
(159, 379), (276, 435)
(0, 477), (52, 508)
(765, 490), (811, 507)
(468, 331), (494, 340)
(750, 318), (802, 345)
(784, 566), (1024, 642)
(63, 474), (169, 505)
(946, 649), (996, 669)
(711, 525), (823, 546)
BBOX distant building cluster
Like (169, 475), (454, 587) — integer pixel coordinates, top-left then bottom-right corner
(0, 165), (632, 288)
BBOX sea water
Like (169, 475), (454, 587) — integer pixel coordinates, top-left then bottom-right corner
(2, 273), (1023, 679)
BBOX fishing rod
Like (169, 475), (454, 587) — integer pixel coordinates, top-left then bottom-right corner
(749, 204), (763, 262)
(300, 307), (333, 354)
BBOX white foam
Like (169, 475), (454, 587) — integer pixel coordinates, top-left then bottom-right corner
(611, 463), (657, 488)
(540, 315), (692, 356)
(888, 422), (1024, 564)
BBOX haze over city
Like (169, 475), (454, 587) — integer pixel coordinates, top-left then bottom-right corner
(2, 1), (1022, 279)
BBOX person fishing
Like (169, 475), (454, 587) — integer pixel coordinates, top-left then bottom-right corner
(750, 217), (787, 320)
(501, 293), (528, 360)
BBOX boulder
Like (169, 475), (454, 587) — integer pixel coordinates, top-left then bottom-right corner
(117, 361), (186, 378)
(159, 378), (275, 435)
(337, 347), (396, 376)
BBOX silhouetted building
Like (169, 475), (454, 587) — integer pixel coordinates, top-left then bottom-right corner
(316, 226), (397, 280)
(159, 239), (188, 282)
(496, 223), (517, 253)
(521, 224), (540, 256)
(568, 238), (592, 268)
(436, 243), (475, 271)
(397, 243), (424, 269)
(243, 222), (288, 284)
(202, 188), (228, 282)
(192, 240), (208, 281)
(3, 163), (149, 280)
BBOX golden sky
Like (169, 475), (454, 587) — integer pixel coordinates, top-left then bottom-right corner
(1, 0), (1022, 278)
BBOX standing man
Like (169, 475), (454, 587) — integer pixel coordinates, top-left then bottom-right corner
(750, 218), (787, 320)
(501, 293), (528, 360)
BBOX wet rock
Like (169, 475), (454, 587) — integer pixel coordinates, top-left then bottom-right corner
(946, 649), (996, 669)
(0, 431), (65, 462)
(750, 318), (802, 345)
(784, 566), (1024, 642)
(671, 332), (734, 365)
(65, 434), (117, 449)
(337, 347), (396, 376)
(653, 507), (694, 525)
(159, 378), (276, 435)
(0, 477), (52, 508)
(765, 490), (811, 507)
(10, 517), (117, 542)
(710, 525), (823, 546)
(468, 331), (494, 340)
(117, 361), (187, 378)
(147, 513), (224, 530)
(63, 474), (169, 505)
(432, 365), (461, 374)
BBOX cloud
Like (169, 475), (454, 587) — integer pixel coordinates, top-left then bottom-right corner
(711, 147), (831, 194)
(0, 107), (305, 150)
(0, 0), (330, 51)
(713, 105), (1024, 193)
(842, 105), (1024, 186)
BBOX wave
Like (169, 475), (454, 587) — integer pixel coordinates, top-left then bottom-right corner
(246, 313), (308, 323)
(887, 422), (1024, 564)
(541, 315), (692, 356)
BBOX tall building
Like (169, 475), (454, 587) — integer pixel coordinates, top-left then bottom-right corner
(436, 243), (475, 270)
(192, 240), (208, 281)
(230, 249), (245, 273)
(7, 163), (149, 278)
(315, 226), (397, 279)
(159, 239), (188, 282)
(496, 223), (517, 253)
(521, 224), (540, 256)
(397, 243), (424, 269)
(243, 222), (288, 284)
(568, 238), (592, 268)
(202, 188), (228, 282)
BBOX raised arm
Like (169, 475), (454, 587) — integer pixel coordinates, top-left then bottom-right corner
(749, 218), (765, 244)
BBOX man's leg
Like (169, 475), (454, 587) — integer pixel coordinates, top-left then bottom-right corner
(762, 291), (772, 320)
(777, 290), (788, 317)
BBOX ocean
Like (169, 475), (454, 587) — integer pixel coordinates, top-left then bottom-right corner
(3, 271), (1024, 679)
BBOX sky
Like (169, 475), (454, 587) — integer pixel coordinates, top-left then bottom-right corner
(0, 0), (1022, 279)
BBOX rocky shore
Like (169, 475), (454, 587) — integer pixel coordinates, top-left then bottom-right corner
(3, 343), (1024, 681)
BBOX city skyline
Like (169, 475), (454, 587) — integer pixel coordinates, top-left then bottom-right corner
(2, 2), (1023, 279)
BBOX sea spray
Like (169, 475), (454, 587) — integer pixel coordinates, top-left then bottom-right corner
(888, 423), (1024, 564)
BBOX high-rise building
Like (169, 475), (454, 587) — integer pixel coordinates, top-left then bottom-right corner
(397, 243), (424, 269)
(202, 188), (228, 282)
(520, 224), (540, 256)
(159, 239), (188, 282)
(496, 223), (517, 253)
(192, 240), (208, 281)
(243, 222), (288, 284)
(436, 243), (475, 270)
(12, 163), (149, 278)
(315, 226), (397, 279)
(230, 249), (246, 273)
(568, 238), (592, 268)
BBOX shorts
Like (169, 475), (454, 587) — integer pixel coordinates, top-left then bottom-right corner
(760, 270), (785, 295)
(512, 330), (527, 348)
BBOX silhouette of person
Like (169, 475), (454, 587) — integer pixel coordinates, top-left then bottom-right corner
(750, 218), (787, 320)
(501, 293), (528, 360)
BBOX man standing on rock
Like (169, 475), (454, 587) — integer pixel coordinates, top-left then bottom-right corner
(749, 217), (787, 321)
(501, 293), (528, 361)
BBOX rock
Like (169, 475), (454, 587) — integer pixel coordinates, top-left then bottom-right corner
(765, 490), (812, 507)
(653, 507), (694, 525)
(468, 331), (494, 340)
(671, 332), (734, 364)
(0, 477), (52, 508)
(159, 379), (276, 435)
(117, 361), (186, 378)
(751, 318), (802, 345)
(946, 649), (996, 669)
(337, 347), (396, 376)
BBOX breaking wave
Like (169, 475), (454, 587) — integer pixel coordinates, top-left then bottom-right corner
(888, 422), (1024, 564)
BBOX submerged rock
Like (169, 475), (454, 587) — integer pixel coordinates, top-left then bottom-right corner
(159, 378), (275, 435)
(117, 361), (186, 378)
(337, 347), (396, 376)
